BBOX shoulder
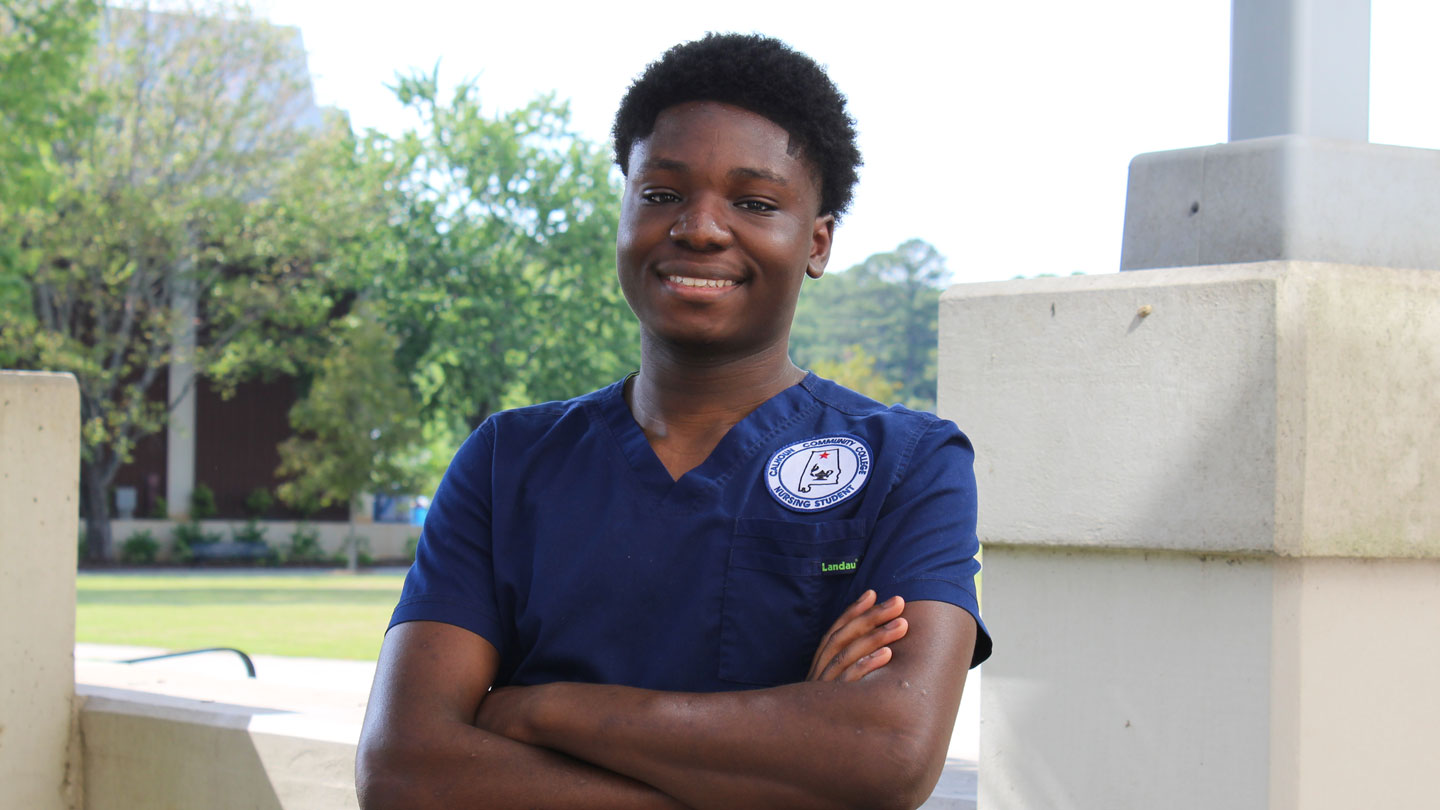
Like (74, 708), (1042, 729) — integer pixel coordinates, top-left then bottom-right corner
(800, 373), (972, 455)
(479, 380), (623, 439)
(448, 381), (624, 472)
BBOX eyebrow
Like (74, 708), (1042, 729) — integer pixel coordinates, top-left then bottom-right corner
(729, 166), (789, 186)
(639, 158), (789, 186)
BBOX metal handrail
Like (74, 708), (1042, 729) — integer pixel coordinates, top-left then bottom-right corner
(119, 647), (257, 678)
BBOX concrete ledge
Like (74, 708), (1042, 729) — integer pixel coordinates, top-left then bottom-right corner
(939, 261), (1440, 557)
(77, 669), (361, 810)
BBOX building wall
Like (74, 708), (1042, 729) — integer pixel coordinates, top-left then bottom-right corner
(113, 375), (345, 521)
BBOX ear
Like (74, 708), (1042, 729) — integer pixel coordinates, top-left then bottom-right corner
(807, 214), (835, 279)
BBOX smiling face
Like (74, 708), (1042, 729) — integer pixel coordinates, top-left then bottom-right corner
(616, 101), (834, 359)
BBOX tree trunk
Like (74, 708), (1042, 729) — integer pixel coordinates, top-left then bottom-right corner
(82, 462), (113, 563)
(346, 516), (358, 572)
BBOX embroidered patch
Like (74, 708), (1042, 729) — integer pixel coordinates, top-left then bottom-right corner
(764, 434), (872, 512)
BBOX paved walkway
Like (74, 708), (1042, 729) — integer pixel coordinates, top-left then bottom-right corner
(75, 643), (979, 808)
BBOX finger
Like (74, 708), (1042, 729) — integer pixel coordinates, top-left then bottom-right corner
(809, 594), (906, 681)
(821, 596), (904, 669)
(808, 589), (876, 678)
(840, 645), (892, 683)
(836, 617), (908, 682)
(810, 593), (899, 680)
(814, 604), (907, 681)
(820, 614), (908, 681)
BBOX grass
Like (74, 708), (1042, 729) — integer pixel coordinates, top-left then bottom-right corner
(76, 571), (406, 661)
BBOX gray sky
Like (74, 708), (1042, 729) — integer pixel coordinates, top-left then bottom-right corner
(256, 0), (1440, 284)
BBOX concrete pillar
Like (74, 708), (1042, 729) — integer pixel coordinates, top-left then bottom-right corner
(938, 263), (1440, 809)
(1123, 2), (1438, 276)
(1229, 0), (1371, 141)
(0, 371), (82, 809)
(166, 285), (197, 518)
(1120, 138), (1440, 273)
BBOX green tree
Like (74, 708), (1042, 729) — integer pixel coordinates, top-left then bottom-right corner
(0, 0), (97, 206)
(792, 239), (950, 409)
(0, 0), (100, 322)
(372, 71), (639, 430)
(808, 345), (901, 404)
(0, 3), (360, 560)
(276, 309), (423, 567)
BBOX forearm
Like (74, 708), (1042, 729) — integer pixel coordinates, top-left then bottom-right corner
(478, 601), (979, 810)
(491, 676), (952, 810)
(357, 717), (690, 810)
(358, 621), (690, 810)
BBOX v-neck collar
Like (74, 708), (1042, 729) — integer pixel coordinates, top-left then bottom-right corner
(595, 372), (822, 504)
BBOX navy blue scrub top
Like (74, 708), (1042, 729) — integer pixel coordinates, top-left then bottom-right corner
(390, 373), (992, 691)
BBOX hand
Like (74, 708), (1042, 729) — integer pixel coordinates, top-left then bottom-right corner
(474, 684), (541, 744)
(806, 590), (908, 682)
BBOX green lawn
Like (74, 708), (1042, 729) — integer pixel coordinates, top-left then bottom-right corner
(76, 572), (406, 661)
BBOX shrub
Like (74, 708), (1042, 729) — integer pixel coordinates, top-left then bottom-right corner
(120, 530), (160, 564)
(244, 488), (274, 518)
(287, 523), (324, 562)
(334, 534), (372, 567)
(233, 518), (268, 545)
(171, 520), (222, 563)
(404, 535), (420, 562)
(149, 496), (168, 519)
(189, 483), (217, 520)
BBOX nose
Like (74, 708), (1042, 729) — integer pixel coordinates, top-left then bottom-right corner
(668, 197), (732, 251)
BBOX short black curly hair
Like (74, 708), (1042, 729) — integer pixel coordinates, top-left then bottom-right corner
(612, 33), (862, 221)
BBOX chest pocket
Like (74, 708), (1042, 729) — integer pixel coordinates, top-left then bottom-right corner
(717, 517), (870, 686)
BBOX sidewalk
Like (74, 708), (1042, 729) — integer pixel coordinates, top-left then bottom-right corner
(74, 643), (979, 808)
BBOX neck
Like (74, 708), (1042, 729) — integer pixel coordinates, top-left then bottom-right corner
(628, 337), (806, 436)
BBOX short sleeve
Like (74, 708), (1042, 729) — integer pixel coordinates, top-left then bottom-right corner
(866, 419), (992, 668)
(388, 422), (509, 659)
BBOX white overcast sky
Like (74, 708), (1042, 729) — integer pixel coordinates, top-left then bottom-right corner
(254, 0), (1440, 285)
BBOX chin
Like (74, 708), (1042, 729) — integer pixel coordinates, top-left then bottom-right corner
(647, 324), (785, 364)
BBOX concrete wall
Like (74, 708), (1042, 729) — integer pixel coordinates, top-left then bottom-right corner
(941, 261), (1439, 557)
(939, 262), (1440, 809)
(78, 685), (359, 810)
(107, 518), (419, 561)
(0, 371), (82, 810)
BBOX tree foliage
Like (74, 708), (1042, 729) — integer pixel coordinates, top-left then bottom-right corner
(276, 308), (423, 517)
(0, 0), (100, 318)
(791, 239), (951, 410)
(0, 0), (98, 207)
(0, 2), (355, 559)
(808, 345), (902, 404)
(370, 71), (639, 430)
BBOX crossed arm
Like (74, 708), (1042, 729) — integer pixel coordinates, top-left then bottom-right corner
(356, 592), (977, 810)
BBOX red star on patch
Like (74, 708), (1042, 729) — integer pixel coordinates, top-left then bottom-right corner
(819, 452), (829, 458)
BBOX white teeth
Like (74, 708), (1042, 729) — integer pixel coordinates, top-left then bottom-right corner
(667, 275), (736, 289)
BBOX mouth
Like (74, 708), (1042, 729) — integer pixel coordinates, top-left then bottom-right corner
(665, 275), (738, 289)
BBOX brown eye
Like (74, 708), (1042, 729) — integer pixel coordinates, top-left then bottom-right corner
(736, 199), (776, 213)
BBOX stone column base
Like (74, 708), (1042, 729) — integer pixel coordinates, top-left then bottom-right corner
(938, 262), (1440, 809)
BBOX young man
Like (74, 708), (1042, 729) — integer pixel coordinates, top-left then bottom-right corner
(357, 34), (991, 810)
